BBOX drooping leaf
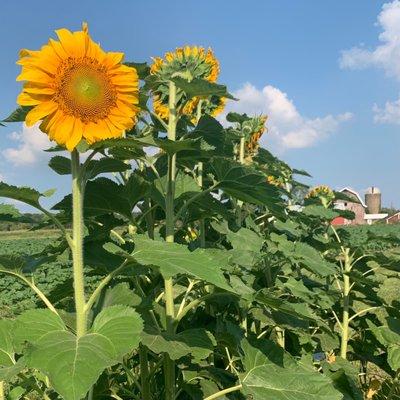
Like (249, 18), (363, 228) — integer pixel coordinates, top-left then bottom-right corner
(48, 156), (71, 175)
(2, 106), (32, 123)
(240, 340), (342, 400)
(210, 158), (284, 216)
(130, 235), (232, 291)
(141, 329), (216, 362)
(0, 182), (53, 209)
(173, 77), (235, 100)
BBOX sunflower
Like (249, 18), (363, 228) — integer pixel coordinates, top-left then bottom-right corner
(245, 115), (268, 155)
(306, 185), (335, 208)
(16, 23), (139, 151)
(150, 46), (220, 121)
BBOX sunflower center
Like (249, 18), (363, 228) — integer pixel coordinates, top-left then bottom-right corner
(54, 57), (117, 123)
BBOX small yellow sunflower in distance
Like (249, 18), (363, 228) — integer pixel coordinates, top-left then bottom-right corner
(150, 46), (220, 120)
(17, 23), (139, 151)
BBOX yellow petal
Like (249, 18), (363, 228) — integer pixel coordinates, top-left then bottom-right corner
(65, 118), (83, 151)
(25, 101), (58, 126)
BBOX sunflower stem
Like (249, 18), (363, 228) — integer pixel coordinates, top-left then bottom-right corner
(164, 80), (177, 400)
(196, 100), (206, 248)
(340, 248), (351, 359)
(236, 136), (245, 226)
(71, 150), (87, 338)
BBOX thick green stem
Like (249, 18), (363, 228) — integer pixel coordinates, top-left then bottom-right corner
(195, 100), (206, 248)
(139, 344), (151, 400)
(164, 80), (177, 400)
(0, 381), (4, 400)
(340, 248), (351, 359)
(236, 136), (245, 226)
(71, 150), (87, 338)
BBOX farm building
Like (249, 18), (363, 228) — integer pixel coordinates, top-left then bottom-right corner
(386, 212), (400, 224)
(332, 187), (388, 225)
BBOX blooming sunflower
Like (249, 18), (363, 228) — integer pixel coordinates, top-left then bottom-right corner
(17, 23), (139, 151)
(150, 46), (220, 121)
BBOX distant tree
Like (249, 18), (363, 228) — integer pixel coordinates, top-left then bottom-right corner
(381, 207), (400, 217)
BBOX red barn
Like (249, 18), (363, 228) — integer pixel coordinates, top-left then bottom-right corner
(332, 187), (367, 225)
(386, 212), (400, 224)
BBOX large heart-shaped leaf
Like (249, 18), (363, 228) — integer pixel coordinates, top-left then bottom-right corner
(17, 307), (143, 400)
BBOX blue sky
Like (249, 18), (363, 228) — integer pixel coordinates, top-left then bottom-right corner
(0, 0), (399, 210)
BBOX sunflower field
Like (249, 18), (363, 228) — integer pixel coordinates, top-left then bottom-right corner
(0, 24), (399, 400)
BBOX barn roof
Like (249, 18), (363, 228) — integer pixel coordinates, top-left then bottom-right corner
(339, 187), (367, 208)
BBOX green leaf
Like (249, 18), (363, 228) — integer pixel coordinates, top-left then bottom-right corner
(0, 359), (25, 382)
(155, 137), (203, 155)
(53, 178), (132, 219)
(91, 305), (143, 359)
(0, 182), (52, 209)
(124, 61), (150, 80)
(13, 309), (66, 352)
(27, 330), (117, 400)
(0, 320), (15, 367)
(240, 340), (341, 400)
(302, 205), (339, 220)
(84, 157), (130, 180)
(210, 158), (284, 216)
(227, 228), (264, 267)
(270, 233), (336, 277)
(49, 156), (71, 175)
(91, 136), (156, 152)
(141, 329), (216, 362)
(2, 106), (32, 123)
(172, 77), (236, 100)
(21, 307), (143, 400)
(131, 235), (232, 291)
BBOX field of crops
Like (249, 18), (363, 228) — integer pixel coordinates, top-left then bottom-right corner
(0, 21), (399, 400)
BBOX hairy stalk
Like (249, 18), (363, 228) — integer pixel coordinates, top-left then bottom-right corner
(236, 136), (245, 226)
(71, 150), (87, 338)
(164, 80), (177, 400)
(195, 100), (206, 248)
(340, 248), (351, 359)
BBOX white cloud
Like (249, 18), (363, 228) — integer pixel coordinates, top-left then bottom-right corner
(339, 0), (400, 80)
(224, 83), (352, 150)
(2, 123), (53, 166)
(373, 96), (400, 124)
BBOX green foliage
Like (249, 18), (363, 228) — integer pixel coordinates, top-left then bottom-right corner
(0, 58), (398, 400)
